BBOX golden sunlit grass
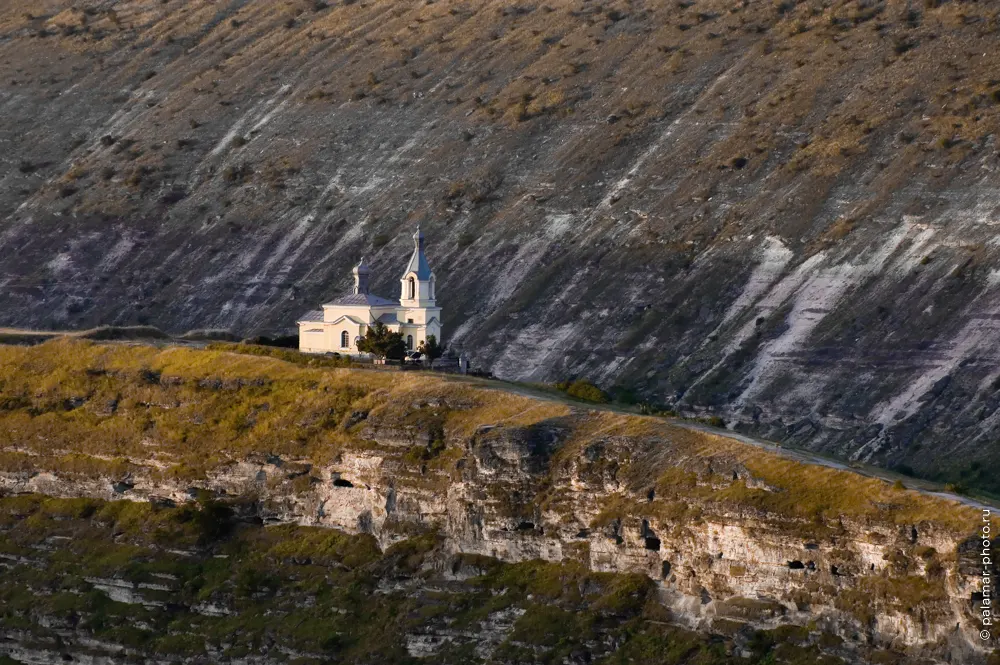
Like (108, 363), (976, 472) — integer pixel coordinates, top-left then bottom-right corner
(0, 339), (571, 481)
(0, 339), (977, 536)
(546, 414), (979, 533)
(643, 431), (980, 533)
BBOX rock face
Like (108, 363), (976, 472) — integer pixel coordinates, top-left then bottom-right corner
(2, 417), (988, 664)
(4, 2), (1000, 492)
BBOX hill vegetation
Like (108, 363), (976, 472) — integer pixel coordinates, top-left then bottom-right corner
(3, 0), (1000, 492)
(0, 339), (976, 531)
(0, 340), (990, 662)
(0, 493), (853, 664)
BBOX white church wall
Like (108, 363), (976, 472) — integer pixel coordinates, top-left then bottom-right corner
(299, 326), (326, 353)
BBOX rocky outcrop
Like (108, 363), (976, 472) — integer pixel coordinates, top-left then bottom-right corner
(2, 419), (988, 664)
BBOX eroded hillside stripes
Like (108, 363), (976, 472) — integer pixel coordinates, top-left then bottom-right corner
(735, 218), (914, 406)
(680, 250), (827, 401)
(718, 236), (795, 330)
(6, 0), (1000, 492)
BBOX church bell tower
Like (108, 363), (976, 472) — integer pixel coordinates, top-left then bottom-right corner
(396, 227), (442, 351)
(399, 227), (436, 307)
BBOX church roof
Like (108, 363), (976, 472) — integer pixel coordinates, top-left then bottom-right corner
(327, 314), (367, 326)
(323, 292), (399, 307)
(297, 309), (323, 322)
(403, 226), (433, 280)
(376, 312), (399, 325)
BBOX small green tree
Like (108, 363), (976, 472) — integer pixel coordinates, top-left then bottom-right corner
(356, 321), (406, 360)
(418, 334), (444, 361)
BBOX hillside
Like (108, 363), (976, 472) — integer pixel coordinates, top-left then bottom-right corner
(0, 495), (748, 665)
(3, 0), (1000, 490)
(0, 340), (993, 663)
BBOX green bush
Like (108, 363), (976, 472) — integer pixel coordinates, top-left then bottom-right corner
(554, 379), (609, 403)
(357, 321), (405, 360)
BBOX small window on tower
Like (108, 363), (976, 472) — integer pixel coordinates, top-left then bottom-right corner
(407, 318), (414, 324)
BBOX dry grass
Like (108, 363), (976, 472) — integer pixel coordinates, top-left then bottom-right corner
(651, 431), (979, 532)
(0, 339), (976, 536)
(547, 413), (977, 534)
(0, 340), (567, 480)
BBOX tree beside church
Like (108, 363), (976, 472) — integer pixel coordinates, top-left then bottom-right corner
(356, 321), (406, 360)
(297, 228), (442, 356)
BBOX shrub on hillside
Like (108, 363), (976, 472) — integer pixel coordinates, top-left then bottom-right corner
(223, 162), (252, 184)
(554, 378), (608, 403)
(241, 334), (298, 348)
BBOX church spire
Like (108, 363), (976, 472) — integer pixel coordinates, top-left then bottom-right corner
(402, 226), (432, 280)
(352, 257), (370, 295)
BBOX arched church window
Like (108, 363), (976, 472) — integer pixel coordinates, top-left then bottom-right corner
(407, 335), (413, 350)
(341, 331), (349, 348)
(408, 276), (416, 300)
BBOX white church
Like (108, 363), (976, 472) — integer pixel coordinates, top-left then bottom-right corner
(297, 228), (442, 355)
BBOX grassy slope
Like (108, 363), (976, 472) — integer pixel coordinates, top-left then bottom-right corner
(0, 339), (978, 532)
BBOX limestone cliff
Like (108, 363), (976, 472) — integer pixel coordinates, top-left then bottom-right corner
(0, 340), (992, 663)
